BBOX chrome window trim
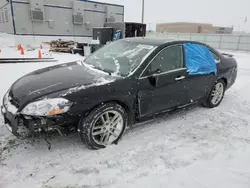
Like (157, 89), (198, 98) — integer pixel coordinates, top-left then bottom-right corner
(139, 68), (187, 80)
(138, 44), (184, 79)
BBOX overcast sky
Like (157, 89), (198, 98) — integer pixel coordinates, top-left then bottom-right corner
(96, 0), (250, 32)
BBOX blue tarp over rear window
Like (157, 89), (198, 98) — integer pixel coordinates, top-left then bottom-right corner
(184, 43), (217, 75)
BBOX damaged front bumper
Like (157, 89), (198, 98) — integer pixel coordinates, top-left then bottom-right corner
(1, 105), (79, 138)
(1, 105), (19, 136)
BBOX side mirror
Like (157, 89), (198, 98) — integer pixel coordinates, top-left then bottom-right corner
(148, 68), (161, 87)
(146, 68), (161, 77)
(150, 68), (161, 77)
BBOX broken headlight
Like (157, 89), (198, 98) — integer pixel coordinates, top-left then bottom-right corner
(21, 98), (72, 116)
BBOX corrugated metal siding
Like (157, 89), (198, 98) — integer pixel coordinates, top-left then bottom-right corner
(1, 0), (124, 37)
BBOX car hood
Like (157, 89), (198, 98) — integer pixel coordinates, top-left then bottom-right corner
(9, 61), (114, 107)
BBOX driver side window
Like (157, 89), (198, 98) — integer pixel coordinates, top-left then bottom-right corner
(143, 45), (184, 77)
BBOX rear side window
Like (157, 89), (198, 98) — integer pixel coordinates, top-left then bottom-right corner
(148, 45), (184, 74)
(183, 43), (217, 75)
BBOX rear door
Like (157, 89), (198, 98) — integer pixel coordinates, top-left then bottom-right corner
(184, 46), (217, 102)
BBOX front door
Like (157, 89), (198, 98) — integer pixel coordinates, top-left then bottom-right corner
(138, 45), (190, 117)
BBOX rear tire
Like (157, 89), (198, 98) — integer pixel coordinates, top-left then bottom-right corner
(78, 103), (128, 150)
(204, 79), (225, 108)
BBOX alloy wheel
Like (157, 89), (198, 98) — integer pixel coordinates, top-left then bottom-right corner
(91, 110), (124, 146)
(211, 82), (224, 105)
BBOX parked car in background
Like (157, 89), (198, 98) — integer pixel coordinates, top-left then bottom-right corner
(1, 38), (237, 149)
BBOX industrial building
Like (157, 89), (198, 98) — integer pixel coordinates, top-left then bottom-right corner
(0, 0), (124, 43)
(156, 22), (233, 34)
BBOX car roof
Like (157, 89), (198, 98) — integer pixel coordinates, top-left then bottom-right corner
(123, 37), (177, 46)
(122, 37), (209, 47)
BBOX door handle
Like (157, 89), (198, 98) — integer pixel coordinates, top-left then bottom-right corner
(175, 76), (185, 81)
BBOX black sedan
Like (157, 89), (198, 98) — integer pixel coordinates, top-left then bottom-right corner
(1, 38), (237, 149)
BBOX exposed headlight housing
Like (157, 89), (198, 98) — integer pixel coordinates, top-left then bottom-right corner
(21, 98), (72, 116)
(2, 90), (19, 114)
(3, 90), (9, 106)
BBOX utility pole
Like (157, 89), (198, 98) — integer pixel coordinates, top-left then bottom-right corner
(141, 0), (144, 23)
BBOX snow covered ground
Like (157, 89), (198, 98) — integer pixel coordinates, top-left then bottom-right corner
(1, 34), (250, 188)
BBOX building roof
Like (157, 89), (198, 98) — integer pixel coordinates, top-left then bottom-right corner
(157, 22), (213, 26)
(80, 0), (124, 7)
(157, 22), (233, 29)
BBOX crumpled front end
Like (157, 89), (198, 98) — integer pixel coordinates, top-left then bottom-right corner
(1, 91), (79, 138)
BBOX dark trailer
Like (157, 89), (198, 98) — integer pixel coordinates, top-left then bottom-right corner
(105, 22), (147, 39)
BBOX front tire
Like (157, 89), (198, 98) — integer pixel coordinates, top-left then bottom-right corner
(78, 103), (127, 149)
(204, 80), (225, 108)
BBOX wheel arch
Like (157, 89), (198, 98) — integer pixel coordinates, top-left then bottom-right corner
(83, 99), (135, 126)
(220, 77), (227, 87)
(205, 77), (227, 101)
(107, 99), (130, 115)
